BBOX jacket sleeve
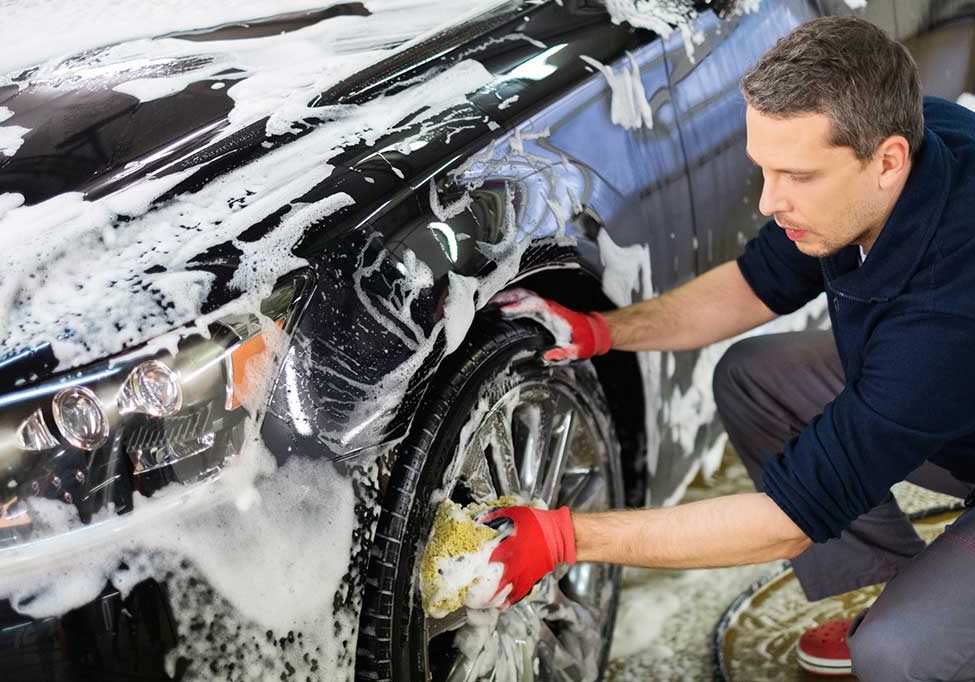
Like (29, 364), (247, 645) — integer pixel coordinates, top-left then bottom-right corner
(762, 311), (975, 542)
(736, 220), (824, 314)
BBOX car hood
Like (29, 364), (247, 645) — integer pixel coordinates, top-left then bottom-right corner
(0, 0), (527, 387)
(0, 0), (518, 204)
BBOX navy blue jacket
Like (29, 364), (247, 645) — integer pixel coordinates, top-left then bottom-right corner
(737, 97), (975, 543)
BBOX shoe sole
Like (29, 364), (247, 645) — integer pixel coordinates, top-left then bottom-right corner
(797, 650), (852, 676)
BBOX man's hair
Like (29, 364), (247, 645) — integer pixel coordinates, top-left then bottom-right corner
(741, 15), (923, 161)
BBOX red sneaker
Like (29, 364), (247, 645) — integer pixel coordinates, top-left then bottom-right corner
(797, 619), (854, 676)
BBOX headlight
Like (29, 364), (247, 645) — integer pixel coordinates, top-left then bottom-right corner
(52, 386), (110, 451)
(0, 273), (309, 549)
(117, 360), (182, 418)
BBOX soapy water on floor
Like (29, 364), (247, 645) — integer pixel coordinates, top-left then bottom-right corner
(607, 454), (780, 681)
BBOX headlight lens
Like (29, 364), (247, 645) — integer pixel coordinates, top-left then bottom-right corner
(52, 386), (110, 451)
(118, 360), (183, 418)
(0, 273), (309, 549)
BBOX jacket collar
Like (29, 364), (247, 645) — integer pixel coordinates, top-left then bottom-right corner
(825, 126), (952, 302)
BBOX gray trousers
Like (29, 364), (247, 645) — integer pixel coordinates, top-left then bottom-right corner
(713, 330), (975, 682)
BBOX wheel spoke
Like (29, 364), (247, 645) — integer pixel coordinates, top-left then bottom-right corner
(534, 592), (604, 682)
(559, 563), (612, 613)
(458, 440), (498, 503)
(536, 401), (575, 507)
(486, 411), (521, 496)
(426, 608), (468, 643)
(445, 622), (496, 682)
(495, 625), (532, 682)
(558, 467), (605, 511)
(535, 620), (579, 681)
(558, 469), (592, 508)
(511, 399), (545, 497)
(445, 652), (480, 682)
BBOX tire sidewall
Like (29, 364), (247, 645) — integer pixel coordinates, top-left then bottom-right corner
(359, 317), (623, 681)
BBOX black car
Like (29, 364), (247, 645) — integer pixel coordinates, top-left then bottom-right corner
(0, 1), (971, 680)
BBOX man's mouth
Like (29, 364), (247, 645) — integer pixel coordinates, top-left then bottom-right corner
(776, 219), (807, 242)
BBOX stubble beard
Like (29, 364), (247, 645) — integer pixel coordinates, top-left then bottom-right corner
(794, 201), (880, 259)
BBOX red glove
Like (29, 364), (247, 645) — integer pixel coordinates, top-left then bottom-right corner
(491, 288), (612, 362)
(478, 506), (576, 608)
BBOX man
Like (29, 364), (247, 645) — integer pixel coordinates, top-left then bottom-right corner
(483, 15), (975, 681)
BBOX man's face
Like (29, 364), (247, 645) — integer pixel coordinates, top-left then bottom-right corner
(745, 106), (888, 257)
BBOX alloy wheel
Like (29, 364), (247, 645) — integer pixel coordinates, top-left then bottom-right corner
(421, 380), (619, 682)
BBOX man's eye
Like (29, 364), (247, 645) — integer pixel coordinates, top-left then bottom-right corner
(789, 174), (813, 183)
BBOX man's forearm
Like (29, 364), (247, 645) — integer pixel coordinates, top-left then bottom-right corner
(572, 493), (812, 569)
(602, 261), (777, 352)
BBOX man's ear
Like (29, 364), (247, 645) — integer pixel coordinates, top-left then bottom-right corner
(875, 134), (911, 190)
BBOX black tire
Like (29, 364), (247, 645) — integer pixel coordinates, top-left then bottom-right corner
(356, 314), (624, 682)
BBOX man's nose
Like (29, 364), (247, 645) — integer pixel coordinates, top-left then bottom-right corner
(758, 173), (790, 216)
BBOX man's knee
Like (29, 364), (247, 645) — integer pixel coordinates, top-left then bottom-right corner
(713, 332), (841, 484)
(849, 613), (906, 681)
(712, 336), (767, 415)
(849, 610), (949, 682)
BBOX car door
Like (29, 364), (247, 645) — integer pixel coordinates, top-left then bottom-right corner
(628, 0), (822, 503)
(664, 0), (821, 272)
(513, 31), (697, 505)
(540, 35), (696, 295)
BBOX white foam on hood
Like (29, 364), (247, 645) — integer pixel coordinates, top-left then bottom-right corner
(232, 192), (356, 294)
(113, 70), (224, 103)
(1, 0), (328, 75)
(4, 0), (516, 153)
(0, 58), (495, 372)
(603, 0), (768, 62)
(0, 0), (513, 77)
(0, 128), (29, 157)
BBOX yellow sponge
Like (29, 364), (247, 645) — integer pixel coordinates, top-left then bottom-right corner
(420, 497), (519, 618)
